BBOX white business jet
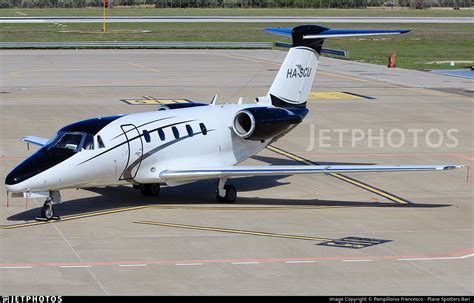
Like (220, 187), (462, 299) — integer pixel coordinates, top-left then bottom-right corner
(5, 25), (464, 219)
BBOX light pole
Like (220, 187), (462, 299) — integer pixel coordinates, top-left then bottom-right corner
(102, 0), (107, 32)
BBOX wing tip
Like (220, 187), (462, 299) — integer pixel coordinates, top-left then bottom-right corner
(442, 165), (466, 170)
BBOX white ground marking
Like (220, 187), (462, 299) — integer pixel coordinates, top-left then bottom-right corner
(231, 262), (260, 265)
(285, 261), (317, 264)
(118, 264), (148, 267)
(1, 253), (472, 270)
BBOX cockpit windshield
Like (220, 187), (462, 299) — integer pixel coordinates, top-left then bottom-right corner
(54, 133), (83, 150)
(46, 132), (94, 152)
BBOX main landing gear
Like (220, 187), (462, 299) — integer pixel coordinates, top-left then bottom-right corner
(216, 178), (237, 203)
(138, 183), (161, 196)
(135, 181), (237, 203)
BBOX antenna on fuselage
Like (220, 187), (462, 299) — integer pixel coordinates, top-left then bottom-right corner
(210, 95), (218, 105)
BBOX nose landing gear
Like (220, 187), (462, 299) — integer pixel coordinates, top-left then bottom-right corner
(41, 199), (55, 220)
(38, 191), (61, 221)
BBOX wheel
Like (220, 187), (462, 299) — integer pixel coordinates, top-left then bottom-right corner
(41, 201), (54, 220)
(224, 185), (237, 203)
(216, 185), (237, 203)
(140, 184), (160, 196)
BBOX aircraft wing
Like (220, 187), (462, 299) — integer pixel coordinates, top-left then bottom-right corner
(22, 136), (49, 147)
(159, 165), (464, 183)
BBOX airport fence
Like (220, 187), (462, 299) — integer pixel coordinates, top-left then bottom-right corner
(0, 0), (471, 8)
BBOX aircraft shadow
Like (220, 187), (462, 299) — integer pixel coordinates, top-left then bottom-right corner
(6, 176), (451, 222)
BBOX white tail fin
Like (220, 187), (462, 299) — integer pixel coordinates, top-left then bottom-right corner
(265, 47), (319, 108)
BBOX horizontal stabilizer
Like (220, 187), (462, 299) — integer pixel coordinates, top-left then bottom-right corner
(264, 25), (409, 55)
(22, 136), (48, 147)
(160, 165), (464, 183)
(303, 29), (410, 39)
(264, 27), (410, 39)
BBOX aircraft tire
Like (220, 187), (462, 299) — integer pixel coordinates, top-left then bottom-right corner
(224, 185), (237, 203)
(216, 185), (237, 203)
(41, 201), (54, 220)
(140, 184), (160, 196)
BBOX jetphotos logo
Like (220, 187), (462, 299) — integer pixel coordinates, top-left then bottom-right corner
(287, 64), (312, 78)
(2, 297), (62, 303)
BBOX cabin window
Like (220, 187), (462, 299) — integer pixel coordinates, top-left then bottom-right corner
(83, 134), (94, 150)
(97, 135), (105, 148)
(158, 128), (165, 141)
(199, 123), (207, 135)
(172, 126), (179, 139)
(186, 125), (193, 137)
(143, 130), (151, 143)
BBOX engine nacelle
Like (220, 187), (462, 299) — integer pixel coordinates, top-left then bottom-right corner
(232, 107), (304, 141)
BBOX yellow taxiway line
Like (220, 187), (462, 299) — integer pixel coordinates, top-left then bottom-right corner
(134, 220), (333, 242)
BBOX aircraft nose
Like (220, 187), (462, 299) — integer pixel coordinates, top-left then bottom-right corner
(4, 148), (75, 191)
(5, 164), (31, 193)
(4, 159), (40, 189)
(5, 170), (21, 185)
